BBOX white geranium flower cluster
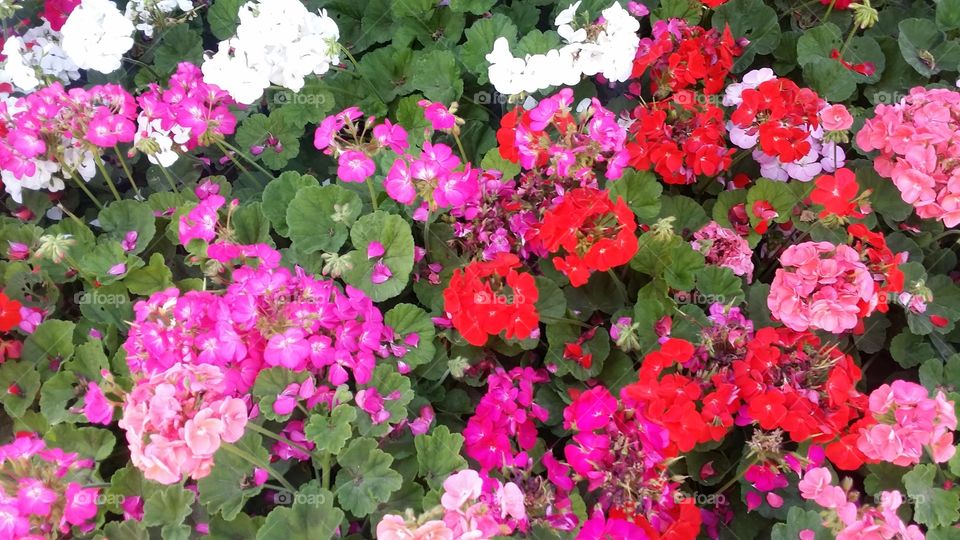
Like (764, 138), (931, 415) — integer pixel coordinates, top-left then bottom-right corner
(1, 23), (81, 94)
(201, 0), (340, 105)
(60, 0), (135, 74)
(134, 117), (190, 167)
(486, 1), (640, 95)
(125, 0), (196, 38)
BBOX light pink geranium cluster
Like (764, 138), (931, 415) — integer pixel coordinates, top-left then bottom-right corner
(857, 380), (957, 466)
(119, 362), (248, 484)
(0, 433), (100, 538)
(376, 469), (526, 540)
(691, 221), (754, 281)
(857, 86), (960, 226)
(767, 241), (877, 333)
(799, 468), (923, 540)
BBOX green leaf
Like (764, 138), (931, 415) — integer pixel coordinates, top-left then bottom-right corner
(411, 49), (463, 103)
(461, 14), (518, 83)
(857, 166), (913, 222)
(890, 330), (936, 368)
(259, 172), (321, 236)
(43, 424), (115, 460)
(904, 464), (960, 528)
(199, 432), (268, 521)
(712, 0), (781, 71)
(286, 184), (362, 254)
(797, 23), (884, 85)
(391, 0), (434, 18)
(415, 425), (468, 490)
(607, 170), (663, 222)
(335, 438), (403, 517)
(235, 113), (301, 170)
(252, 368), (310, 422)
(898, 18), (960, 76)
(78, 282), (133, 328)
(208, 0), (244, 40)
(771, 507), (832, 540)
(357, 46), (415, 103)
(480, 147), (520, 179)
(207, 513), (262, 540)
(231, 202), (272, 245)
(696, 266), (745, 305)
(124, 253), (174, 296)
(269, 77), (336, 128)
(534, 277), (567, 324)
(449, 0), (495, 14)
(153, 24), (203, 76)
(658, 195), (709, 234)
(77, 241), (145, 285)
(356, 364), (414, 437)
(747, 179), (806, 226)
(666, 241), (706, 291)
(546, 322), (610, 380)
(341, 212), (415, 302)
(938, 0), (960, 31)
(100, 521), (150, 540)
(143, 484), (194, 540)
(516, 29), (562, 56)
(800, 57), (859, 103)
(384, 304), (436, 368)
(40, 371), (82, 425)
(22, 319), (76, 367)
(98, 200), (156, 255)
(304, 404), (357, 456)
(257, 481), (342, 540)
(0, 361), (40, 417)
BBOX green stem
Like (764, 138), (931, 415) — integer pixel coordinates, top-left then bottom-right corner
(713, 456), (759, 496)
(66, 170), (104, 211)
(338, 44), (387, 105)
(157, 164), (180, 193)
(366, 179), (379, 211)
(320, 452), (331, 492)
(215, 141), (262, 187)
(452, 131), (469, 163)
(94, 154), (122, 202)
(113, 146), (141, 198)
(822, 0), (836, 24)
(221, 443), (296, 493)
(57, 204), (87, 229)
(246, 423), (314, 458)
(838, 23), (859, 58)
(931, 229), (960, 244)
(218, 139), (274, 179)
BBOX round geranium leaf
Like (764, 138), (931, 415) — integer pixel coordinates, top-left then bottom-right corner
(261, 172), (320, 236)
(286, 184), (362, 254)
(97, 200), (156, 255)
(235, 112), (302, 171)
(898, 18), (960, 76)
(341, 211), (415, 302)
(384, 304), (436, 368)
(797, 23), (885, 85)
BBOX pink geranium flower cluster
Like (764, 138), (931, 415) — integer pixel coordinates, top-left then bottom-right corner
(463, 367), (549, 472)
(124, 258), (405, 393)
(0, 81), (135, 200)
(767, 241), (877, 333)
(857, 380), (957, 466)
(799, 468), (923, 540)
(691, 221), (754, 281)
(313, 106), (409, 183)
(0, 433), (100, 538)
(134, 62), (238, 166)
(377, 469), (526, 539)
(119, 363), (248, 484)
(856, 86), (960, 226)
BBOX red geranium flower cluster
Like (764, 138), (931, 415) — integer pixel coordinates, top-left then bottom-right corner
(810, 168), (870, 219)
(729, 77), (823, 163)
(847, 224), (907, 314)
(536, 187), (638, 286)
(443, 253), (539, 346)
(631, 20), (741, 97)
(624, 338), (740, 453)
(734, 327), (870, 469)
(0, 292), (22, 333)
(626, 92), (733, 184)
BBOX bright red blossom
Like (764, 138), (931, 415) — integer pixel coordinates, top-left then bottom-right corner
(442, 253), (540, 346)
(0, 293), (22, 332)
